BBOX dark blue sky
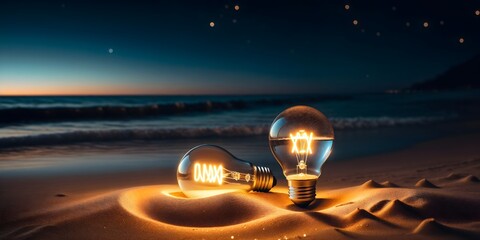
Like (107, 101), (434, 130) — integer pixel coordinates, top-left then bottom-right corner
(1, 0), (479, 95)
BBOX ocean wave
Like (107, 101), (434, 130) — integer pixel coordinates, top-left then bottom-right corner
(0, 116), (446, 148)
(330, 116), (446, 130)
(0, 96), (348, 125)
(0, 125), (268, 148)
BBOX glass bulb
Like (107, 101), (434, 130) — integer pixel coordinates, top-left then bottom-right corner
(269, 106), (334, 207)
(177, 144), (276, 198)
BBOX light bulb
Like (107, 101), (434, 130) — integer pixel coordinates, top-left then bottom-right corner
(177, 144), (276, 198)
(269, 106), (334, 207)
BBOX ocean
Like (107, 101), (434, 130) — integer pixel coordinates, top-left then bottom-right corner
(1, 91), (479, 176)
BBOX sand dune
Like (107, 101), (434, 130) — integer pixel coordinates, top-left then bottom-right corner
(376, 199), (420, 220)
(444, 173), (466, 181)
(415, 178), (439, 188)
(360, 179), (384, 188)
(412, 218), (478, 239)
(459, 175), (480, 183)
(380, 181), (400, 188)
(1, 178), (479, 240)
(443, 173), (479, 184)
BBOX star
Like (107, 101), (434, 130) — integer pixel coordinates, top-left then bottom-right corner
(234, 5), (240, 11)
(353, 19), (358, 26)
(209, 21), (215, 27)
(459, 37), (464, 44)
(344, 4), (350, 10)
(423, 21), (429, 28)
(108, 48), (113, 54)
(476, 10), (480, 16)
(405, 22), (411, 27)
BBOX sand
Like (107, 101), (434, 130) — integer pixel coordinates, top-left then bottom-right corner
(1, 133), (480, 240)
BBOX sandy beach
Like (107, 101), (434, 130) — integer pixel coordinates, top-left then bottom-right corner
(1, 131), (479, 240)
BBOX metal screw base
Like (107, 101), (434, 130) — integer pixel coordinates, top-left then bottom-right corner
(252, 166), (277, 192)
(288, 179), (317, 207)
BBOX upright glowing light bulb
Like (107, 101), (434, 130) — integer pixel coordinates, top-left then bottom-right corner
(177, 145), (276, 198)
(269, 106), (334, 207)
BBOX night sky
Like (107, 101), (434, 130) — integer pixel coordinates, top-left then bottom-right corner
(1, 0), (479, 95)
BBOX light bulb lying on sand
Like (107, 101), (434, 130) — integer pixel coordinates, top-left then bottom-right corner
(269, 106), (334, 207)
(177, 144), (276, 198)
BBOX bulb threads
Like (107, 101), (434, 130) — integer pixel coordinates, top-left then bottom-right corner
(252, 166), (276, 192)
(288, 179), (317, 207)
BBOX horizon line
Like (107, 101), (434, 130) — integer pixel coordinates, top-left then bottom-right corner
(0, 92), (366, 97)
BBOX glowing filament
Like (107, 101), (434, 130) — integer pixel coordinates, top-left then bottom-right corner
(290, 130), (315, 175)
(194, 163), (223, 185)
(290, 130), (314, 154)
